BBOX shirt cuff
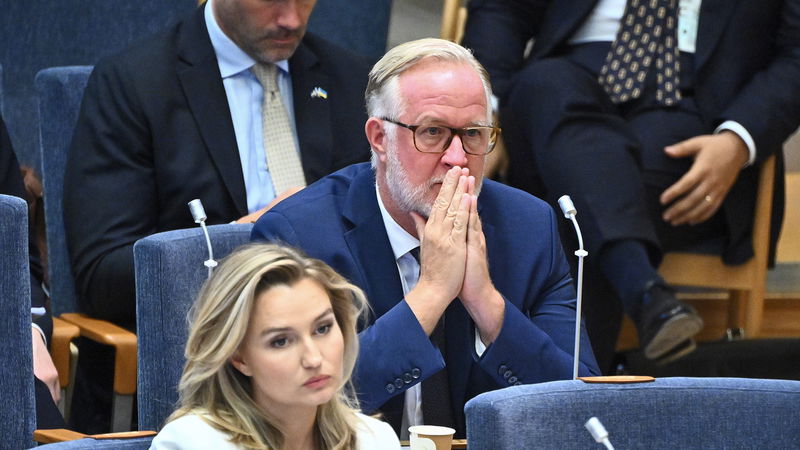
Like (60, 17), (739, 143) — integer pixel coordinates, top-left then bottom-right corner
(715, 120), (756, 167)
(474, 328), (487, 356)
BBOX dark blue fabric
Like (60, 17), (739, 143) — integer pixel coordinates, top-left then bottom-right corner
(0, 194), (36, 449)
(466, 377), (800, 449)
(36, 66), (94, 316)
(0, 0), (198, 174)
(33, 436), (153, 449)
(134, 224), (253, 431)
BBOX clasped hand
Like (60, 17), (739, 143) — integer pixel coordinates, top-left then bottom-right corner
(407, 166), (504, 343)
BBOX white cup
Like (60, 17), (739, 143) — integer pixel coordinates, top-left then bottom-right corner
(408, 425), (456, 450)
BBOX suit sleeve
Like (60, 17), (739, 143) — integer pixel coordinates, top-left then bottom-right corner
(477, 206), (600, 385)
(718, 0), (800, 163)
(462, 0), (547, 99)
(63, 60), (156, 326)
(252, 211), (446, 412)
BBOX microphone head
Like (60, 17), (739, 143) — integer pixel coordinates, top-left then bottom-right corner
(188, 199), (207, 223)
(585, 417), (609, 443)
(558, 195), (577, 218)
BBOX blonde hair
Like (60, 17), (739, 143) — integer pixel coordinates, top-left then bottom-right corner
(365, 38), (494, 168)
(166, 243), (368, 449)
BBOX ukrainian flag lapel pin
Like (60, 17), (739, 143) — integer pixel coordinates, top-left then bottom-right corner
(310, 87), (328, 99)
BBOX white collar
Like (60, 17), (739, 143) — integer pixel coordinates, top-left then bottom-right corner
(375, 183), (419, 261)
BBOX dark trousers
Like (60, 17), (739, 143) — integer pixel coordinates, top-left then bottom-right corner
(503, 43), (727, 372)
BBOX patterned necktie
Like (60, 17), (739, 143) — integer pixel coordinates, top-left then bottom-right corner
(598, 0), (681, 106)
(410, 247), (456, 429)
(251, 63), (306, 194)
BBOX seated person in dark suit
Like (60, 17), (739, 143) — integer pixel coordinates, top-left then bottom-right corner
(252, 38), (600, 438)
(462, 0), (800, 370)
(64, 0), (371, 329)
(1, 115), (65, 429)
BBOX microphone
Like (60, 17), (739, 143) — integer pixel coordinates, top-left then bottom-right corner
(585, 417), (615, 450)
(557, 195), (588, 380)
(188, 199), (217, 278)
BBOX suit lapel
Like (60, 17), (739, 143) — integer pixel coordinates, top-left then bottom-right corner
(341, 168), (405, 319)
(175, 6), (248, 216)
(290, 43), (334, 182)
(694, 0), (738, 71)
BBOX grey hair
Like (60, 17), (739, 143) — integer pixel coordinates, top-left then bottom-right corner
(365, 38), (493, 123)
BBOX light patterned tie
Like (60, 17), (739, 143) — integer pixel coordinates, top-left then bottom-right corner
(252, 63), (306, 194)
(598, 0), (681, 106)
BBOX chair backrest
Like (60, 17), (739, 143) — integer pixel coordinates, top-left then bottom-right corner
(35, 437), (153, 449)
(465, 377), (800, 448)
(309, 0), (393, 61)
(134, 223), (254, 431)
(0, 194), (36, 449)
(36, 66), (94, 316)
(0, 0), (198, 173)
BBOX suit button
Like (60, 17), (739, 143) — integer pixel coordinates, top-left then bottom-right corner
(503, 370), (513, 380)
(386, 383), (396, 394)
(513, 381), (522, 386)
(498, 364), (508, 375)
(508, 376), (518, 384)
(403, 372), (413, 384)
(394, 378), (404, 389)
(411, 368), (421, 379)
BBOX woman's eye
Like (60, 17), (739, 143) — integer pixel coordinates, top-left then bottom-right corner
(315, 323), (332, 335)
(270, 337), (289, 348)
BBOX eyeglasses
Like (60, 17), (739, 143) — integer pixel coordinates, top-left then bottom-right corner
(380, 117), (501, 155)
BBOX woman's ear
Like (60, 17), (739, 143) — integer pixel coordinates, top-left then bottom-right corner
(230, 351), (252, 377)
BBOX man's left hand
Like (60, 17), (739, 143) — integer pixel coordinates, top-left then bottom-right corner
(660, 131), (749, 226)
(459, 190), (505, 345)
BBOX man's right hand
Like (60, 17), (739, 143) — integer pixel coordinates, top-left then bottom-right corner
(236, 186), (304, 224)
(406, 166), (472, 335)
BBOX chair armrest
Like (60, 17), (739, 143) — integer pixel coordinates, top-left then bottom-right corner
(34, 429), (156, 444)
(51, 317), (80, 388)
(59, 313), (138, 394)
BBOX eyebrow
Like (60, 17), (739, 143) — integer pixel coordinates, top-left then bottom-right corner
(258, 308), (335, 337)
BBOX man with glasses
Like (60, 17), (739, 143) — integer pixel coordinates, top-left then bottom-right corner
(252, 38), (600, 438)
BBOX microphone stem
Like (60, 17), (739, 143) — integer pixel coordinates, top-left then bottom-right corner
(569, 214), (587, 380)
(199, 220), (215, 278)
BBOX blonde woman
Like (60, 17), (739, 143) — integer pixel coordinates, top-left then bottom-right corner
(150, 243), (399, 449)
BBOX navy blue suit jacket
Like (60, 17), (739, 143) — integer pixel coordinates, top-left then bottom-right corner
(64, 5), (370, 326)
(252, 163), (599, 434)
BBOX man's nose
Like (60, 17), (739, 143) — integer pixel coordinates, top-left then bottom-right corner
(440, 134), (469, 168)
(276, 1), (302, 29)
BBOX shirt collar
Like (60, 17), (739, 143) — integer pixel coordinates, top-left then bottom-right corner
(375, 183), (419, 261)
(204, 0), (290, 79)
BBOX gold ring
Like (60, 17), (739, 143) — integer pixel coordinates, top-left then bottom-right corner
(704, 195), (712, 203)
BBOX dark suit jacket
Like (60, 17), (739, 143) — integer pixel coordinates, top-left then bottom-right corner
(463, 0), (800, 264)
(64, 6), (371, 326)
(251, 163), (600, 435)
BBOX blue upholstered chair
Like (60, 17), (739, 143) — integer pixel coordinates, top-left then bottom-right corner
(0, 0), (197, 172)
(465, 377), (800, 449)
(310, 0), (393, 61)
(0, 194), (36, 449)
(32, 436), (153, 449)
(36, 66), (139, 432)
(134, 223), (254, 431)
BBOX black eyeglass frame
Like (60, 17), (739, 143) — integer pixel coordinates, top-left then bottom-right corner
(380, 117), (501, 155)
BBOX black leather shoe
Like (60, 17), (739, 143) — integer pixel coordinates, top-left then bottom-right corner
(637, 282), (703, 360)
